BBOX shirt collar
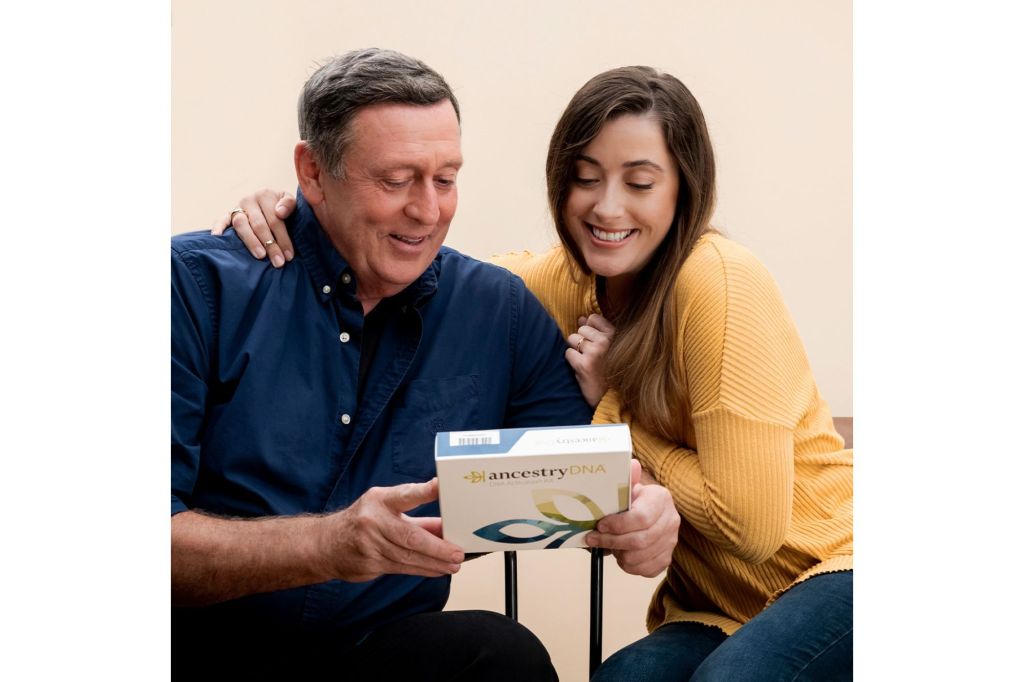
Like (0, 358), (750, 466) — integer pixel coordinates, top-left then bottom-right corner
(289, 188), (440, 308)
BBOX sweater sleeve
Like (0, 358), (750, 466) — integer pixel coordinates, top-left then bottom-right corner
(595, 238), (812, 564)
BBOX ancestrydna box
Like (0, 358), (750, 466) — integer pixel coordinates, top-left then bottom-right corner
(435, 424), (632, 553)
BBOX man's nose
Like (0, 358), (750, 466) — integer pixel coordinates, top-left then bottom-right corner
(405, 182), (440, 225)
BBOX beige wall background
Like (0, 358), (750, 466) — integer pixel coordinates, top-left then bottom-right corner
(172, 1), (850, 679)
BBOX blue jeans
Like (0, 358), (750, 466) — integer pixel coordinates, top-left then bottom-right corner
(592, 571), (852, 681)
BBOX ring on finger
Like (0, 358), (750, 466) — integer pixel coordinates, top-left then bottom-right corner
(576, 339), (585, 354)
(264, 239), (275, 246)
(230, 207), (246, 218)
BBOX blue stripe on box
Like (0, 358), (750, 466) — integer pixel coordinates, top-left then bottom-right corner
(434, 423), (615, 458)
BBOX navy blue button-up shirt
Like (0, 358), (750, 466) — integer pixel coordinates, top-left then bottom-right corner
(171, 192), (593, 651)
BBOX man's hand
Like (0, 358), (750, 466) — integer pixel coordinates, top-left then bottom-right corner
(172, 478), (463, 606)
(212, 188), (297, 268)
(585, 459), (679, 578)
(317, 478), (465, 582)
(565, 314), (615, 407)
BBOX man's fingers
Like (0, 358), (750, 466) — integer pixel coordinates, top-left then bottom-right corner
(381, 478), (441, 513)
(379, 513), (464, 567)
(587, 526), (654, 551)
(598, 488), (654, 536)
(405, 514), (445, 538)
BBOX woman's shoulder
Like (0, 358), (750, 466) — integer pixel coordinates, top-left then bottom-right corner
(677, 232), (780, 304)
(682, 232), (769, 276)
(488, 245), (582, 292)
(489, 245), (569, 275)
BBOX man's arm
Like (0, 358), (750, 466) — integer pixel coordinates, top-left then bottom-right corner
(171, 247), (463, 607)
(172, 479), (464, 607)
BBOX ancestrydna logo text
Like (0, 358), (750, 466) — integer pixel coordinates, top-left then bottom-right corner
(464, 464), (606, 484)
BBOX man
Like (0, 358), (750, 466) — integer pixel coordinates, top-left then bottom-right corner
(172, 48), (678, 680)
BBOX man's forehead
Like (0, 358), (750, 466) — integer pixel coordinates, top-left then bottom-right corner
(352, 102), (460, 140)
(349, 102), (463, 170)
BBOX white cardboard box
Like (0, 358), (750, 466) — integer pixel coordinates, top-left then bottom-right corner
(435, 424), (632, 552)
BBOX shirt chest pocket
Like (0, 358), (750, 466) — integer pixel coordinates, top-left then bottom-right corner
(392, 374), (480, 480)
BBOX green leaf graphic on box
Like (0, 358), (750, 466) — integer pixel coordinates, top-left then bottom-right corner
(472, 489), (605, 548)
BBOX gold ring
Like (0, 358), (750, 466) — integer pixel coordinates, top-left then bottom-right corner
(230, 207), (246, 218)
(264, 239), (275, 247)
(576, 339), (584, 354)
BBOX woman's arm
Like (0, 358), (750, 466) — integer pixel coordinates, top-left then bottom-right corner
(593, 238), (812, 565)
(594, 396), (792, 565)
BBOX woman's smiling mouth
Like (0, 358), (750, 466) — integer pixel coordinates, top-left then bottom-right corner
(587, 222), (636, 243)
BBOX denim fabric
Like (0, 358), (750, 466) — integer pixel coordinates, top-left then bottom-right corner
(171, 190), (593, 654)
(593, 571), (852, 681)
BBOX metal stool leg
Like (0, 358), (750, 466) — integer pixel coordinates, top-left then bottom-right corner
(504, 551), (518, 621)
(589, 548), (604, 677)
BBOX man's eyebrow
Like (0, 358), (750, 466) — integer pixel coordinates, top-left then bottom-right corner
(373, 158), (464, 172)
(577, 155), (665, 172)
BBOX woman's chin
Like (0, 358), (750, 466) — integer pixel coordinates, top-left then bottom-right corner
(584, 256), (636, 281)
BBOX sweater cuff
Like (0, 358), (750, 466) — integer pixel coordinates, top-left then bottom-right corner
(591, 389), (625, 425)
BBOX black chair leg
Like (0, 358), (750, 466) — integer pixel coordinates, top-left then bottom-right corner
(504, 551), (518, 621)
(589, 548), (604, 677)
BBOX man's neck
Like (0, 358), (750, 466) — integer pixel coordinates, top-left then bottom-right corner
(358, 294), (382, 316)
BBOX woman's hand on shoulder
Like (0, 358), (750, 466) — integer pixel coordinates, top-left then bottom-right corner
(566, 314), (615, 407)
(211, 189), (297, 268)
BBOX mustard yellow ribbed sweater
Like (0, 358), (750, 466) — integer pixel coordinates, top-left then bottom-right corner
(491, 234), (852, 635)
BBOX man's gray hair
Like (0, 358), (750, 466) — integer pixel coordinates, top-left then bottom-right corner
(298, 48), (461, 178)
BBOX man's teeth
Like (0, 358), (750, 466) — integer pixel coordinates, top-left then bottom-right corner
(590, 225), (633, 242)
(392, 234), (425, 244)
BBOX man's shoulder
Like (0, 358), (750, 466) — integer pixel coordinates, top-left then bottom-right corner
(436, 246), (520, 288)
(171, 229), (281, 287)
(172, 229), (255, 261)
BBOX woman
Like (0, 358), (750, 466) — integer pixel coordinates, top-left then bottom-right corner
(219, 66), (853, 680)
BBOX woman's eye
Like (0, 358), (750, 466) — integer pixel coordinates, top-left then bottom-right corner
(628, 182), (654, 190)
(574, 177), (599, 186)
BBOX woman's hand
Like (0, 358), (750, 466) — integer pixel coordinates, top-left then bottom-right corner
(211, 189), (297, 268)
(566, 314), (615, 408)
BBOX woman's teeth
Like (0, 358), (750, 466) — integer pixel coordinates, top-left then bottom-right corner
(589, 225), (634, 242)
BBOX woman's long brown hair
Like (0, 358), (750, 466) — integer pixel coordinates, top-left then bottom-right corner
(546, 66), (717, 438)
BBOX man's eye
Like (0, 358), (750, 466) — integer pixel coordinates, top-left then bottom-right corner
(436, 177), (456, 188)
(383, 179), (411, 188)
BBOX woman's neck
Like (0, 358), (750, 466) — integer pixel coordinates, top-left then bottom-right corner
(597, 273), (636, 320)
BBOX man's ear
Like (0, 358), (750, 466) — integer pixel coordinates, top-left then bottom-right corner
(294, 142), (325, 204)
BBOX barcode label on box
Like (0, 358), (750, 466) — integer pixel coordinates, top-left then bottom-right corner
(450, 430), (500, 447)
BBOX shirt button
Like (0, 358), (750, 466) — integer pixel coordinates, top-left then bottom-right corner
(340, 413), (351, 425)
(341, 273), (352, 284)
(339, 332), (351, 343)
(322, 284), (332, 295)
